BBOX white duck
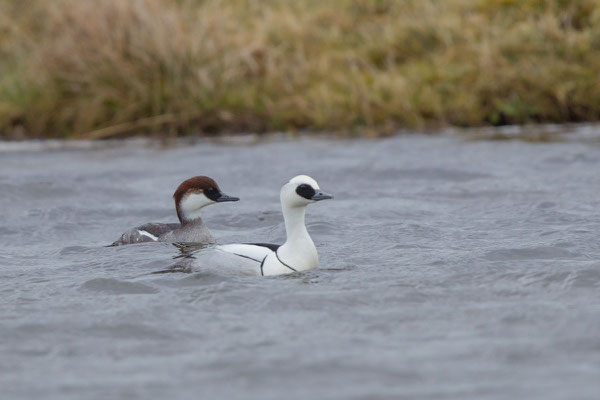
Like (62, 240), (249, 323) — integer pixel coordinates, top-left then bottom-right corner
(217, 175), (333, 276)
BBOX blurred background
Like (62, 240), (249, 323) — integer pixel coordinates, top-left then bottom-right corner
(1, 0), (600, 139)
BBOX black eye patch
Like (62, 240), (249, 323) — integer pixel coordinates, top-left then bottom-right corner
(296, 184), (315, 200)
(204, 187), (221, 201)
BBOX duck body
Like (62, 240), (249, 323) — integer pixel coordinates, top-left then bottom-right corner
(219, 240), (318, 276)
(112, 220), (214, 245)
(111, 176), (238, 246)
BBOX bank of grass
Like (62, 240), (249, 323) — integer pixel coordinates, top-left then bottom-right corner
(1, 0), (600, 139)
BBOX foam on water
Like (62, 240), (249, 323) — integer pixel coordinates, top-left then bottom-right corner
(1, 133), (600, 400)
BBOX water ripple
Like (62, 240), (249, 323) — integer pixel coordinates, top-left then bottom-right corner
(81, 278), (159, 294)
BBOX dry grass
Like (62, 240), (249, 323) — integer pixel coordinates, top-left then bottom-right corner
(1, 0), (600, 138)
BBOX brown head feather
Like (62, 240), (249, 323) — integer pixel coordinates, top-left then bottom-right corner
(173, 176), (220, 224)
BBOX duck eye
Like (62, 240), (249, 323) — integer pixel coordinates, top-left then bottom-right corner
(296, 184), (316, 200)
(204, 187), (220, 201)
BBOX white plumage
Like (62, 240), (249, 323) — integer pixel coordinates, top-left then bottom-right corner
(217, 175), (333, 276)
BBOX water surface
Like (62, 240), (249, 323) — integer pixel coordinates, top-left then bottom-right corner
(1, 132), (600, 399)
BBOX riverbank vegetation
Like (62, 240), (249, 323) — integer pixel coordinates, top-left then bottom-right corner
(1, 0), (599, 139)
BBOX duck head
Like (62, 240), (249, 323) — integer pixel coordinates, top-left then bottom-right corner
(173, 176), (239, 224)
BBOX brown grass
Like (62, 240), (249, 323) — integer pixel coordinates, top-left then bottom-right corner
(1, 0), (600, 138)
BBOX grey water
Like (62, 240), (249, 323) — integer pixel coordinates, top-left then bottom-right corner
(1, 131), (600, 400)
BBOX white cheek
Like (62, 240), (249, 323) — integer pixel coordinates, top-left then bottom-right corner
(180, 193), (213, 219)
(281, 187), (311, 207)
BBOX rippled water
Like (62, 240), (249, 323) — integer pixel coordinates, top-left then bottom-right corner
(1, 132), (600, 399)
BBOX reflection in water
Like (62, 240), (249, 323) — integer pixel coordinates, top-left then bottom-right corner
(172, 242), (208, 255)
(149, 243), (208, 274)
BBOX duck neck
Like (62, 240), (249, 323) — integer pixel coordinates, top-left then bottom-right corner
(282, 205), (308, 241)
(277, 204), (318, 272)
(176, 204), (202, 227)
(181, 216), (204, 228)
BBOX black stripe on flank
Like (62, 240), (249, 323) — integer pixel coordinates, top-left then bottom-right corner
(275, 250), (297, 272)
(245, 243), (281, 252)
(232, 253), (262, 263)
(259, 255), (268, 276)
(296, 184), (315, 200)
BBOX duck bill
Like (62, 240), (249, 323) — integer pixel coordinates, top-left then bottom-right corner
(216, 193), (240, 202)
(311, 191), (333, 201)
